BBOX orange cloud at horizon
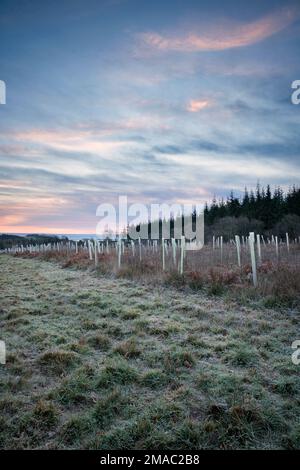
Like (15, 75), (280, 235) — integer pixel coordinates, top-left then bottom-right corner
(139, 7), (299, 52)
(0, 194), (84, 234)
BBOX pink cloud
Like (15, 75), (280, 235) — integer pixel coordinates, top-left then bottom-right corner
(12, 128), (132, 156)
(187, 99), (211, 112)
(138, 7), (299, 52)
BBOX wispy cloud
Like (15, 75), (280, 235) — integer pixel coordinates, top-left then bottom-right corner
(1, 1), (300, 234)
(13, 129), (131, 155)
(138, 7), (299, 53)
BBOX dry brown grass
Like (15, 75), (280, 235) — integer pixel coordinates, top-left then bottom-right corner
(13, 242), (300, 306)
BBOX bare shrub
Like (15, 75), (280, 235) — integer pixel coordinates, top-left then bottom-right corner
(259, 263), (300, 306)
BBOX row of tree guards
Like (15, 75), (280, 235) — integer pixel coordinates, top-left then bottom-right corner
(89, 237), (187, 275)
(3, 232), (297, 287)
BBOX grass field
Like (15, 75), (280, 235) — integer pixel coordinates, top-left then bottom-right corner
(0, 254), (299, 449)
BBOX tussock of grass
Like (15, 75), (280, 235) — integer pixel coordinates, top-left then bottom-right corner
(93, 389), (131, 426)
(148, 326), (170, 337)
(225, 344), (258, 367)
(164, 271), (185, 288)
(60, 415), (94, 446)
(97, 358), (139, 388)
(185, 334), (208, 348)
(141, 370), (169, 389)
(81, 319), (99, 330)
(51, 369), (93, 405)
(0, 397), (24, 415)
(33, 400), (59, 427)
(90, 400), (183, 450)
(121, 307), (141, 320)
(273, 378), (298, 397)
(38, 350), (77, 374)
(86, 333), (110, 351)
(283, 424), (300, 449)
(163, 350), (195, 372)
(113, 339), (141, 358)
(1, 376), (28, 392)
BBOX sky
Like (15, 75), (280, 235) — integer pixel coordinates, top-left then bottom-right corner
(0, 0), (299, 234)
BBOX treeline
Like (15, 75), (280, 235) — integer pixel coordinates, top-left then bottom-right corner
(205, 185), (300, 228)
(205, 185), (300, 241)
(0, 234), (67, 250)
(129, 185), (300, 242)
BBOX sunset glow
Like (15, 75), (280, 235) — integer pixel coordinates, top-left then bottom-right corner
(0, 0), (299, 234)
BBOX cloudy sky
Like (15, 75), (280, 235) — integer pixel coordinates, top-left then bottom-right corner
(0, 0), (299, 234)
